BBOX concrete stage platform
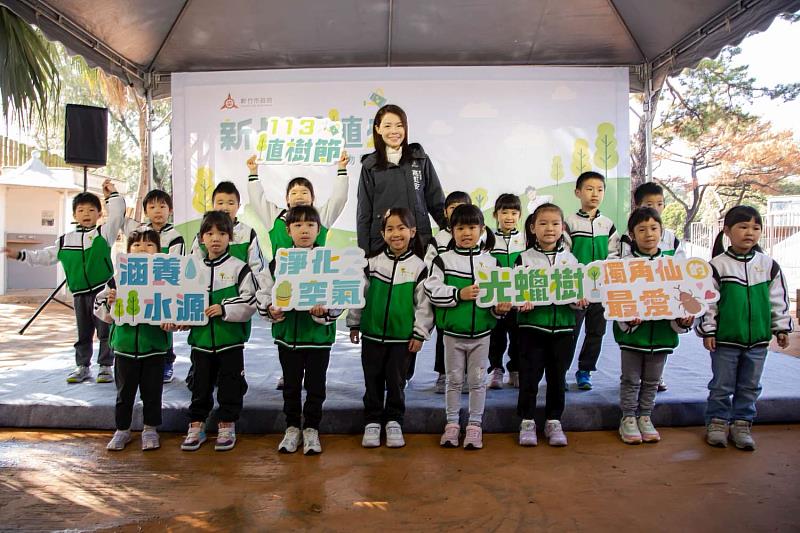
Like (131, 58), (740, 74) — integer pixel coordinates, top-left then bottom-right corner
(1, 320), (799, 433)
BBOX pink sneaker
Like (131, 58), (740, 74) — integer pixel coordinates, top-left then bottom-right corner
(519, 419), (537, 446)
(463, 424), (483, 450)
(439, 423), (460, 448)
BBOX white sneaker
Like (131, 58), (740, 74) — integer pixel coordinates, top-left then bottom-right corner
(278, 426), (302, 453)
(66, 365), (91, 383)
(106, 429), (131, 451)
(385, 421), (405, 448)
(637, 416), (661, 443)
(303, 428), (322, 455)
(619, 416), (642, 445)
(362, 423), (381, 448)
(544, 420), (568, 447)
(488, 368), (503, 389)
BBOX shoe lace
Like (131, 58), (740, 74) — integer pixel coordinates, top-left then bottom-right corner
(466, 426), (481, 439)
(709, 420), (727, 432)
(305, 430), (320, 446)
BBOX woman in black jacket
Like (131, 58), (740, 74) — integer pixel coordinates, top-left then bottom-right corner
(357, 104), (446, 256)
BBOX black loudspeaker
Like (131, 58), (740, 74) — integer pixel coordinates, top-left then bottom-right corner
(64, 104), (108, 167)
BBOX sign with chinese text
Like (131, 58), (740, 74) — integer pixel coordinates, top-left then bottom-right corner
(253, 117), (344, 165)
(272, 247), (367, 310)
(475, 264), (585, 308)
(113, 254), (209, 326)
(584, 257), (719, 320)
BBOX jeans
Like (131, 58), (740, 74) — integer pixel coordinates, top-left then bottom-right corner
(705, 344), (767, 424)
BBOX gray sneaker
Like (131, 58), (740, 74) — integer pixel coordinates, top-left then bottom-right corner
(434, 373), (446, 394)
(66, 365), (91, 383)
(96, 365), (114, 383)
(706, 418), (729, 448)
(729, 420), (756, 451)
(106, 429), (131, 451)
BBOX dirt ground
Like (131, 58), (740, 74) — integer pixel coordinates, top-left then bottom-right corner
(0, 427), (798, 532)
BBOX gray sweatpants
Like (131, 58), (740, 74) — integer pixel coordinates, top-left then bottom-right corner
(444, 335), (490, 426)
(620, 349), (668, 417)
(74, 288), (112, 368)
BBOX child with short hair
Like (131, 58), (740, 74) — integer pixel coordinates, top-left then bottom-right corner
(515, 203), (584, 447)
(246, 152), (350, 257)
(190, 181), (266, 282)
(697, 205), (793, 450)
(348, 208), (434, 448)
(424, 204), (512, 450)
(258, 206), (343, 456)
(95, 229), (170, 451)
(615, 208), (694, 445)
(142, 189), (185, 383)
(424, 190), (472, 393)
(181, 211), (258, 452)
(3, 180), (125, 383)
(565, 171), (621, 390)
(488, 193), (525, 389)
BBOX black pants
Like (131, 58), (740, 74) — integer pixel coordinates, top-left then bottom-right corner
(572, 302), (606, 372)
(188, 347), (247, 423)
(74, 288), (112, 367)
(362, 339), (409, 426)
(517, 329), (573, 420)
(114, 353), (165, 430)
(434, 327), (445, 374)
(166, 347), (176, 365)
(489, 311), (519, 373)
(279, 346), (330, 430)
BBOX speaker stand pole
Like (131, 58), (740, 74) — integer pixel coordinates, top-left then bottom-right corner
(19, 167), (90, 335)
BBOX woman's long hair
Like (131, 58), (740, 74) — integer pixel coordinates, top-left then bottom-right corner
(372, 104), (411, 169)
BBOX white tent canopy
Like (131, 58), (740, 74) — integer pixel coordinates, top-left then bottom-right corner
(3, 0), (799, 98)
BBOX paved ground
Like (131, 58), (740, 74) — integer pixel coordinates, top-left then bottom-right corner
(0, 427), (798, 532)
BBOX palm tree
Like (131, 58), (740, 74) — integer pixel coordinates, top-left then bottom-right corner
(0, 6), (60, 128)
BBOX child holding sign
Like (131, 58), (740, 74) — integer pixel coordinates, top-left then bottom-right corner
(515, 203), (584, 447)
(182, 211), (259, 452)
(348, 208), (434, 448)
(614, 208), (694, 445)
(424, 205), (511, 450)
(698, 206), (793, 450)
(258, 206), (344, 456)
(95, 229), (171, 451)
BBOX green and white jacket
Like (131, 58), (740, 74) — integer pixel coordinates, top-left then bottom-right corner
(696, 248), (793, 349)
(146, 222), (185, 255)
(257, 256), (343, 350)
(346, 248), (434, 343)
(247, 168), (349, 257)
(191, 219), (265, 282)
(491, 228), (526, 268)
(18, 193), (125, 295)
(94, 279), (170, 358)
(564, 209), (621, 264)
(515, 242), (579, 335)
(188, 251), (258, 354)
(424, 246), (501, 339)
(423, 228), (452, 270)
(613, 247), (689, 354)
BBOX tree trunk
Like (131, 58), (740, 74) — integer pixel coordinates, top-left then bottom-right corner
(630, 88), (662, 196)
(133, 100), (149, 221)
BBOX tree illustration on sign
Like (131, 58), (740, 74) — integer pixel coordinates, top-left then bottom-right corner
(192, 167), (214, 215)
(587, 265), (602, 297)
(593, 122), (619, 178)
(113, 298), (125, 321)
(255, 132), (269, 160)
(471, 187), (488, 209)
(126, 290), (141, 324)
(570, 139), (591, 177)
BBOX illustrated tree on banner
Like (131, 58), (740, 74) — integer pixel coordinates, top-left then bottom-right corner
(550, 155), (564, 202)
(192, 167), (214, 215)
(593, 122), (619, 178)
(571, 138), (591, 178)
(126, 290), (141, 325)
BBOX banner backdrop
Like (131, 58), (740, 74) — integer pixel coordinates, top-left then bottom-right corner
(172, 67), (630, 256)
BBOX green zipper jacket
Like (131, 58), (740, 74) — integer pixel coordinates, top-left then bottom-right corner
(257, 256), (343, 349)
(491, 228), (526, 268)
(423, 246), (500, 338)
(19, 193), (125, 295)
(564, 209), (621, 264)
(94, 280), (170, 358)
(515, 242), (579, 334)
(613, 247), (689, 354)
(346, 248), (434, 343)
(146, 222), (185, 255)
(696, 248), (793, 349)
(191, 220), (265, 279)
(187, 251), (258, 354)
